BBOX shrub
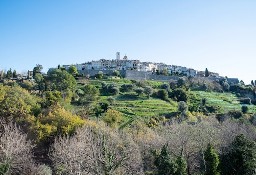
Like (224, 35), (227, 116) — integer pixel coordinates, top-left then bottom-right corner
(177, 77), (186, 88)
(169, 88), (188, 102)
(178, 101), (188, 115)
(0, 85), (40, 121)
(107, 96), (115, 105)
(161, 83), (170, 90)
(135, 87), (144, 96)
(136, 80), (147, 88)
(205, 105), (222, 113)
(102, 83), (119, 95)
(239, 98), (251, 105)
(112, 70), (121, 77)
(78, 84), (99, 105)
(95, 71), (104, 79)
(120, 84), (134, 92)
(228, 110), (243, 119)
(144, 86), (153, 98)
(30, 104), (85, 141)
(102, 109), (123, 127)
(157, 89), (169, 101)
(241, 105), (249, 114)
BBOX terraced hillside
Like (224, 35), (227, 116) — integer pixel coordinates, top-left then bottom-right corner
(76, 78), (256, 119)
(112, 97), (177, 117)
(193, 91), (256, 113)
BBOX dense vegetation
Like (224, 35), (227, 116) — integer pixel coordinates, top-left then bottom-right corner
(0, 65), (256, 174)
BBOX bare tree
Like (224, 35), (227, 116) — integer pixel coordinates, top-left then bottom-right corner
(0, 121), (50, 175)
(50, 125), (144, 175)
(132, 126), (165, 174)
(219, 119), (256, 153)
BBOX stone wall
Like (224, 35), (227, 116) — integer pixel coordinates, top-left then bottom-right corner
(78, 69), (180, 81)
(78, 69), (126, 77)
(125, 70), (180, 82)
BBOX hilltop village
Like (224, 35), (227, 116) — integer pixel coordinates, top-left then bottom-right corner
(60, 52), (210, 77)
(0, 52), (239, 85)
(55, 52), (239, 84)
(0, 52), (239, 84)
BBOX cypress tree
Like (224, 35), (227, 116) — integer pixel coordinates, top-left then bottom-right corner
(204, 144), (220, 175)
(154, 145), (177, 175)
(205, 68), (209, 77)
(221, 134), (256, 175)
(175, 156), (187, 175)
(230, 135), (256, 175)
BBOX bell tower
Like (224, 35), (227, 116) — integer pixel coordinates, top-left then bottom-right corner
(116, 52), (120, 60)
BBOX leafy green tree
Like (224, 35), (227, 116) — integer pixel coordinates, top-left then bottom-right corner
(161, 68), (169, 76)
(6, 68), (12, 79)
(96, 71), (103, 79)
(205, 68), (209, 77)
(47, 68), (76, 92)
(31, 104), (85, 141)
(241, 105), (248, 114)
(144, 86), (153, 98)
(104, 84), (114, 95)
(161, 83), (170, 90)
(177, 77), (186, 88)
(222, 81), (230, 91)
(120, 84), (134, 92)
(178, 101), (188, 115)
(175, 156), (187, 175)
(12, 70), (17, 78)
(135, 87), (144, 96)
(112, 70), (121, 77)
(102, 109), (123, 128)
(0, 85), (40, 121)
(43, 90), (62, 107)
(34, 73), (45, 93)
(154, 145), (177, 175)
(204, 144), (220, 175)
(107, 97), (115, 105)
(157, 89), (168, 101)
(19, 80), (35, 92)
(202, 98), (207, 106)
(68, 65), (78, 77)
(102, 84), (119, 96)
(78, 84), (99, 105)
(170, 88), (188, 102)
(221, 134), (256, 175)
(251, 80), (255, 86)
(94, 102), (109, 118)
(33, 64), (43, 78)
(228, 110), (243, 119)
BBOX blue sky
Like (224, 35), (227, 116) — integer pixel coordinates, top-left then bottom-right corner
(0, 0), (255, 83)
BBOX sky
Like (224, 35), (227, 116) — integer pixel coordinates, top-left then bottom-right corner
(0, 0), (256, 84)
